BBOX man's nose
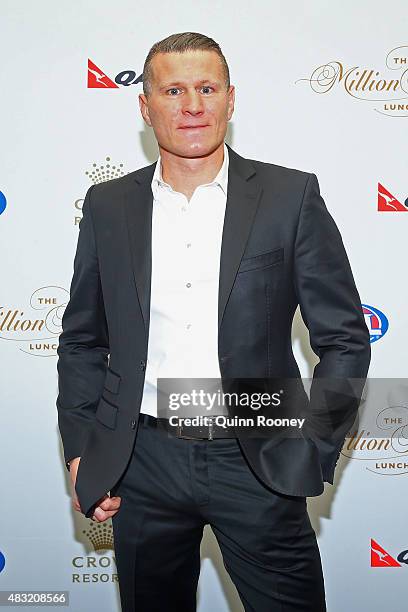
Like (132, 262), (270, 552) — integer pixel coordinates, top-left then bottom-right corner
(182, 90), (204, 114)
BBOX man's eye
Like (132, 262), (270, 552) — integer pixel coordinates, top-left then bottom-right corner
(166, 86), (214, 95)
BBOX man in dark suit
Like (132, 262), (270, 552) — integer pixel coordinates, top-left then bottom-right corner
(57, 32), (370, 612)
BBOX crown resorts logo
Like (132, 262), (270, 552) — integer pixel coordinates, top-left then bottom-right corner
(378, 183), (408, 211)
(0, 286), (69, 357)
(297, 45), (408, 117)
(74, 156), (128, 226)
(72, 520), (117, 584)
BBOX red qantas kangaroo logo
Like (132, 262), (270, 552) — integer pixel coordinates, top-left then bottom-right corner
(87, 59), (143, 88)
(371, 539), (401, 567)
(87, 60), (118, 89)
(378, 183), (408, 211)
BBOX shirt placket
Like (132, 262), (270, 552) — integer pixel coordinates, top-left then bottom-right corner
(178, 192), (197, 369)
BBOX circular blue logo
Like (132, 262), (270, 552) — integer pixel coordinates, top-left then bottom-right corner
(0, 191), (6, 215)
(0, 551), (5, 573)
(362, 304), (389, 344)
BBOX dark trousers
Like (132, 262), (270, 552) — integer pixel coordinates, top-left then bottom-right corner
(111, 417), (326, 612)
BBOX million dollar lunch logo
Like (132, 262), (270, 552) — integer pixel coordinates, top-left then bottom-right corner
(341, 404), (408, 475)
(74, 156), (127, 226)
(296, 45), (408, 117)
(0, 286), (68, 357)
(72, 520), (118, 584)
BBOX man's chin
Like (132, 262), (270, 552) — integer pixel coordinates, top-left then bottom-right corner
(173, 141), (220, 159)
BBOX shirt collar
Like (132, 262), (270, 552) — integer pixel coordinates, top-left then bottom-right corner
(151, 142), (229, 200)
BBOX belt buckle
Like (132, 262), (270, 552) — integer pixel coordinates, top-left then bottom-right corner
(176, 422), (204, 440)
(175, 418), (216, 440)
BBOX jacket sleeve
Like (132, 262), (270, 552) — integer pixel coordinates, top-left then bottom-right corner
(294, 173), (371, 484)
(56, 184), (109, 470)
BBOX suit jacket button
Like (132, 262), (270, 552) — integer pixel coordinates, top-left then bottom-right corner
(131, 419), (136, 429)
(140, 360), (146, 371)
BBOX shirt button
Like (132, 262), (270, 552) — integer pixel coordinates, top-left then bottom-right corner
(181, 206), (186, 212)
(186, 282), (191, 288)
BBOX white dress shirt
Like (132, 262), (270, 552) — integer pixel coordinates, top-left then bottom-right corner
(139, 143), (229, 417)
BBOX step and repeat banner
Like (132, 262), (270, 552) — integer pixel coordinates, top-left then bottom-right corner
(1, 1), (407, 611)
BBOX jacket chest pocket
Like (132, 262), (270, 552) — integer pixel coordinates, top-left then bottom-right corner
(237, 247), (284, 274)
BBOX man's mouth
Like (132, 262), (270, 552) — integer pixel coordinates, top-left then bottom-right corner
(178, 125), (209, 129)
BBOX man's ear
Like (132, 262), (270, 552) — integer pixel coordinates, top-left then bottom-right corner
(227, 85), (235, 121)
(139, 93), (152, 127)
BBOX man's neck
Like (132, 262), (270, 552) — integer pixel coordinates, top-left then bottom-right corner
(159, 143), (225, 202)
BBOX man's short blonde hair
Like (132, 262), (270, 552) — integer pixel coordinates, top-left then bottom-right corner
(142, 31), (230, 96)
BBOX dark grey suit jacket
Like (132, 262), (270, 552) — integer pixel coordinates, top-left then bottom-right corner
(56, 143), (371, 518)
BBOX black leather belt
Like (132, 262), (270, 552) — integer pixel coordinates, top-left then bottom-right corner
(139, 413), (236, 440)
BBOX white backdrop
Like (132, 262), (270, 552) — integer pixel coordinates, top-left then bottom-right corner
(1, 1), (407, 610)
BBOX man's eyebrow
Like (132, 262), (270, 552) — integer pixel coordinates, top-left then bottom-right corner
(159, 79), (219, 89)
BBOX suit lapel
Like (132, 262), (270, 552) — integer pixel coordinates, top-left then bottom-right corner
(218, 144), (263, 329)
(124, 164), (155, 336)
(124, 144), (263, 337)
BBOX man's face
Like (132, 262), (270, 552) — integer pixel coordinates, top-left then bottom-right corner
(139, 50), (235, 158)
